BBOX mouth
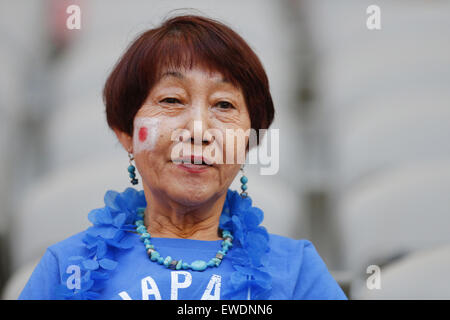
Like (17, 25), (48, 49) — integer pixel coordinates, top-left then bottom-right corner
(172, 155), (214, 173)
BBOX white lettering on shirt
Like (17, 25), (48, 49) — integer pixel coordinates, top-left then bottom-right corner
(118, 273), (222, 300)
(141, 276), (162, 300)
(201, 274), (222, 300)
(171, 271), (192, 300)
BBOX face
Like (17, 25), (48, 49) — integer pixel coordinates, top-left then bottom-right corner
(117, 66), (251, 207)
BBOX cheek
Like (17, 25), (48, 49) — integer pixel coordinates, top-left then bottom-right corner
(133, 117), (161, 153)
(220, 129), (250, 164)
(133, 116), (186, 156)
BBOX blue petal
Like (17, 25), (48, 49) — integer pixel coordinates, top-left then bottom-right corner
(229, 271), (249, 291)
(96, 240), (108, 259)
(82, 259), (99, 271)
(98, 258), (118, 270)
(104, 190), (121, 211)
(88, 208), (113, 226)
(231, 216), (245, 244)
(86, 225), (118, 239)
(115, 192), (132, 212)
(116, 233), (136, 249)
(243, 207), (264, 228)
(229, 248), (250, 265)
(80, 278), (95, 291)
(219, 212), (232, 225)
(113, 213), (127, 228)
(90, 271), (109, 280)
(83, 233), (99, 247)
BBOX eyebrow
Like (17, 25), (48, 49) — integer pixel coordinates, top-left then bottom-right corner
(160, 70), (230, 84)
(160, 71), (184, 80)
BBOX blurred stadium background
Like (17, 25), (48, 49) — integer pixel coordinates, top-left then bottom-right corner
(1, 0), (450, 299)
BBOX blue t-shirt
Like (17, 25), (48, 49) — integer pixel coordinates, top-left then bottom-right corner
(19, 231), (347, 300)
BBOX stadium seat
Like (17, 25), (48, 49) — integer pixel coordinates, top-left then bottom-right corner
(333, 161), (450, 280)
(351, 244), (450, 299)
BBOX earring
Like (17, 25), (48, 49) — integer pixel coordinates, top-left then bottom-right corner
(128, 152), (138, 185)
(240, 165), (248, 198)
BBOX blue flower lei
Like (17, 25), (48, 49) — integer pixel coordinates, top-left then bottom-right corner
(56, 187), (272, 300)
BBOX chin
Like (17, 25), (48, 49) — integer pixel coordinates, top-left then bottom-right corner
(169, 183), (218, 206)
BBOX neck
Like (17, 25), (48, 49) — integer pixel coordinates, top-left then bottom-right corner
(143, 188), (227, 241)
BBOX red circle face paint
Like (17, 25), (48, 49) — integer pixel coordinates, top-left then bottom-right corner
(138, 127), (148, 142)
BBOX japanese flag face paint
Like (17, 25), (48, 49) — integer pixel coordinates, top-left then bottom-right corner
(133, 117), (161, 154)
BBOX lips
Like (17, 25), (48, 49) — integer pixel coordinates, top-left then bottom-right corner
(172, 155), (214, 173)
(172, 155), (214, 166)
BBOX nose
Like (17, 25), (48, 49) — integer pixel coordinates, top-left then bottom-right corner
(185, 102), (213, 147)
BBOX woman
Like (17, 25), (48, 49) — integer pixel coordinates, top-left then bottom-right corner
(19, 14), (346, 300)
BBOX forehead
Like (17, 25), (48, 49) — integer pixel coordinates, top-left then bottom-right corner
(156, 67), (231, 85)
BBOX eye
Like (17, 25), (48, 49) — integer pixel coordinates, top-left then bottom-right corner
(215, 101), (235, 109)
(160, 97), (181, 104)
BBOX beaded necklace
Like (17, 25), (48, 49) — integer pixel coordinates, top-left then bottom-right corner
(57, 188), (271, 300)
(134, 207), (234, 271)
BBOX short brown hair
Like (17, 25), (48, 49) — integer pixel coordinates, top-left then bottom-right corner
(103, 14), (275, 142)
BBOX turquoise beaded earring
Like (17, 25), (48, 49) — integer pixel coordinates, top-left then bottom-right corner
(128, 152), (138, 185)
(240, 165), (248, 198)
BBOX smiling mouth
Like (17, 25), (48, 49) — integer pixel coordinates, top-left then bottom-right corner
(173, 161), (213, 174)
(172, 160), (212, 166)
(171, 155), (214, 167)
(172, 156), (214, 173)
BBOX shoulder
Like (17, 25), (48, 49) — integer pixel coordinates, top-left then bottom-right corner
(267, 233), (323, 275)
(18, 231), (90, 300)
(267, 233), (315, 258)
(45, 230), (89, 262)
(267, 233), (347, 300)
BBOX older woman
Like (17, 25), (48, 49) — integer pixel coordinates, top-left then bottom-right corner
(19, 14), (346, 300)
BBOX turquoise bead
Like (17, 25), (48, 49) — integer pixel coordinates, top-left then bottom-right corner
(128, 165), (135, 173)
(176, 260), (183, 270)
(143, 239), (151, 245)
(140, 233), (151, 240)
(240, 176), (248, 184)
(191, 260), (207, 271)
(241, 184), (248, 191)
(222, 239), (232, 247)
(163, 256), (172, 267)
(211, 258), (221, 266)
(129, 173), (136, 179)
(207, 260), (216, 267)
(157, 257), (164, 264)
(182, 263), (189, 270)
(135, 220), (144, 226)
(150, 251), (160, 261)
(136, 225), (147, 234)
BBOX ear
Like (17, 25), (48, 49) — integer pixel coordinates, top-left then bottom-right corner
(113, 128), (133, 153)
